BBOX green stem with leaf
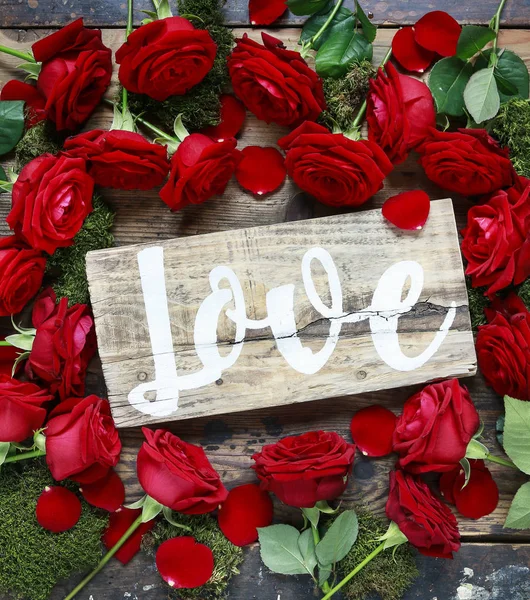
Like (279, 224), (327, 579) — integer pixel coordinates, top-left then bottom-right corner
(103, 98), (176, 143)
(312, 0), (345, 47)
(492, 0), (508, 54)
(121, 0), (135, 118)
(310, 523), (331, 593)
(4, 448), (46, 464)
(0, 45), (35, 63)
(485, 453), (518, 470)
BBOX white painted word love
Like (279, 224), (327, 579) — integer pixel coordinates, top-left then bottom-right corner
(129, 246), (456, 417)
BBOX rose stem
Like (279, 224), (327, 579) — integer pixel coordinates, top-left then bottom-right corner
(0, 45), (35, 63)
(4, 449), (46, 463)
(492, 0), (508, 54)
(121, 0), (134, 118)
(485, 453), (518, 470)
(63, 514), (144, 600)
(311, 0), (345, 47)
(351, 46), (393, 130)
(320, 541), (386, 600)
(0, 341), (12, 346)
(310, 523), (331, 593)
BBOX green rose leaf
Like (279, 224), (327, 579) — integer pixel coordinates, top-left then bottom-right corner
(504, 395), (530, 474)
(428, 57), (474, 117)
(0, 100), (25, 156)
(456, 25), (496, 60)
(494, 72), (519, 96)
(315, 509), (358, 566)
(475, 49), (529, 102)
(300, 5), (355, 51)
(463, 66), (500, 123)
(504, 482), (530, 529)
(258, 524), (315, 576)
(355, 0), (377, 43)
(298, 528), (318, 575)
(316, 30), (372, 78)
(318, 563), (332, 586)
(287, 0), (331, 17)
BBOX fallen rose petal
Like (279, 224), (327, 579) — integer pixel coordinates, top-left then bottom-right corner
(102, 507), (155, 564)
(453, 466), (499, 520)
(80, 469), (125, 512)
(392, 27), (435, 72)
(235, 146), (286, 195)
(382, 190), (431, 230)
(36, 486), (82, 533)
(249, 0), (287, 25)
(350, 405), (397, 457)
(414, 11), (461, 57)
(203, 95), (246, 142)
(156, 536), (214, 589)
(218, 483), (274, 546)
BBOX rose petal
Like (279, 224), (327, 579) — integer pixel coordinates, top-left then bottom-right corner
(453, 467), (499, 519)
(80, 469), (125, 512)
(178, 134), (214, 167)
(203, 95), (246, 142)
(382, 190), (431, 230)
(392, 27), (435, 72)
(102, 507), (155, 564)
(156, 536), (214, 589)
(439, 469), (459, 504)
(414, 11), (461, 57)
(350, 405), (397, 457)
(249, 0), (287, 25)
(218, 483), (274, 546)
(36, 486), (82, 533)
(235, 146), (286, 195)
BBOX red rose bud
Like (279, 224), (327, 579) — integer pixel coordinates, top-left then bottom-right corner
(0, 80), (47, 128)
(45, 395), (121, 483)
(228, 33), (326, 128)
(249, 0), (287, 25)
(367, 63), (435, 164)
(0, 376), (53, 442)
(278, 121), (393, 208)
(116, 16), (216, 102)
(28, 289), (96, 401)
(462, 181), (530, 296)
(7, 154), (94, 255)
(203, 94), (247, 142)
(386, 470), (460, 558)
(418, 129), (516, 196)
(235, 146), (286, 196)
(36, 486), (82, 533)
(80, 469), (125, 512)
(350, 405), (397, 457)
(252, 430), (355, 508)
(156, 537), (214, 589)
(0, 236), (46, 317)
(102, 507), (155, 564)
(63, 129), (170, 190)
(476, 295), (530, 400)
(137, 428), (228, 514)
(391, 26), (435, 72)
(218, 483), (274, 546)
(393, 379), (480, 473)
(382, 190), (431, 231)
(413, 11), (461, 57)
(159, 134), (239, 211)
(31, 18), (112, 130)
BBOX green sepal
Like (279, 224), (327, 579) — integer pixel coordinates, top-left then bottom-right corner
(465, 437), (490, 460)
(315, 500), (340, 514)
(111, 104), (136, 133)
(459, 457), (471, 488)
(0, 180), (13, 193)
(5, 333), (35, 352)
(125, 495), (147, 510)
(301, 506), (320, 528)
(152, 0), (173, 19)
(0, 442), (10, 468)
(17, 61), (41, 80)
(33, 431), (46, 453)
(162, 506), (192, 531)
(173, 114), (190, 141)
(378, 521), (407, 550)
(12, 351), (30, 377)
(142, 495), (163, 522)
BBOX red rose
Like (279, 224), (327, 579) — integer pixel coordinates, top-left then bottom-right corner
(367, 63), (435, 164)
(0, 343), (18, 376)
(45, 395), (121, 483)
(476, 294), (530, 400)
(0, 376), (53, 442)
(116, 16), (216, 102)
(393, 379), (480, 473)
(418, 128), (516, 196)
(228, 32), (326, 127)
(7, 154), (94, 255)
(0, 80), (47, 128)
(27, 288), (96, 400)
(0, 236), (46, 316)
(63, 129), (170, 190)
(32, 18), (112, 130)
(159, 134), (238, 211)
(462, 181), (530, 296)
(278, 121), (393, 207)
(252, 430), (356, 508)
(386, 470), (460, 558)
(137, 428), (228, 514)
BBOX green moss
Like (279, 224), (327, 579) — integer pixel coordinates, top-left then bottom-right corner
(46, 196), (115, 305)
(319, 61), (376, 132)
(15, 121), (66, 170)
(128, 0), (234, 132)
(0, 459), (107, 600)
(466, 278), (489, 330)
(490, 98), (530, 178)
(517, 278), (530, 310)
(337, 510), (419, 600)
(142, 514), (243, 599)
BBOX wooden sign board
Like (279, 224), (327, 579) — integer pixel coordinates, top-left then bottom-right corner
(86, 199), (476, 428)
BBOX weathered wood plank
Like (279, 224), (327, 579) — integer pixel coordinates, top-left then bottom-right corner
(0, 0), (527, 28)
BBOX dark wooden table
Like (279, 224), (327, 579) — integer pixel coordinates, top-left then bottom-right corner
(0, 1), (529, 599)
